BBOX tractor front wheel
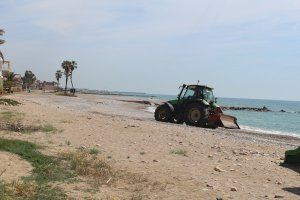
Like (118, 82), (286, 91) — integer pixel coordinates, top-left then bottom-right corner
(184, 103), (209, 127)
(155, 105), (172, 122)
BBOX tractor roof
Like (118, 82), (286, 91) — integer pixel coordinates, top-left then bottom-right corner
(188, 84), (214, 90)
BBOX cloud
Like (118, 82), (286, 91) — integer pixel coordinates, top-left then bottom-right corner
(1, 0), (300, 99)
(3, 0), (300, 40)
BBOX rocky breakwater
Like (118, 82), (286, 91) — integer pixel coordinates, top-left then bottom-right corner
(221, 106), (271, 112)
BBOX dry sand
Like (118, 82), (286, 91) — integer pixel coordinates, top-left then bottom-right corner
(0, 91), (299, 199)
(0, 152), (33, 182)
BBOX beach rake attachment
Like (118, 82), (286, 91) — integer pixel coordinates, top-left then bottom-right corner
(208, 112), (240, 129)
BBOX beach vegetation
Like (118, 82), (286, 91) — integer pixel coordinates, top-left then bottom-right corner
(3, 72), (16, 93)
(0, 139), (161, 199)
(129, 194), (144, 200)
(61, 60), (77, 94)
(55, 70), (63, 91)
(0, 111), (23, 121)
(61, 61), (71, 94)
(59, 149), (158, 197)
(60, 119), (73, 124)
(69, 61), (77, 91)
(0, 112), (58, 134)
(1, 123), (37, 134)
(0, 98), (21, 106)
(40, 124), (57, 133)
(21, 70), (36, 92)
(89, 148), (100, 155)
(0, 138), (73, 199)
(170, 149), (188, 157)
(59, 149), (113, 184)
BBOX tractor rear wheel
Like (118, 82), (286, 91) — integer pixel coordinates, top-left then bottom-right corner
(184, 103), (209, 127)
(155, 105), (172, 122)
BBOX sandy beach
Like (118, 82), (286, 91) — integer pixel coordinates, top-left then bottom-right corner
(0, 91), (299, 199)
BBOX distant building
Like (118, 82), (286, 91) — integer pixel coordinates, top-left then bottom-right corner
(12, 73), (23, 92)
(42, 81), (58, 91)
(30, 80), (57, 91)
(2, 61), (11, 78)
(30, 80), (42, 90)
(1, 61), (23, 93)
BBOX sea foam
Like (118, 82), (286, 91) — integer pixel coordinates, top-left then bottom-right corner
(241, 125), (300, 138)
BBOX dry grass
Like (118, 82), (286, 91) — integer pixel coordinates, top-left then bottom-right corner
(129, 194), (144, 200)
(0, 111), (58, 134)
(0, 121), (58, 134)
(0, 180), (68, 200)
(59, 150), (114, 184)
(0, 141), (163, 199)
(60, 120), (73, 124)
(0, 111), (24, 121)
(170, 149), (188, 157)
(1, 181), (37, 199)
(0, 139), (72, 200)
(59, 150), (160, 192)
(0, 99), (21, 106)
(89, 148), (100, 155)
(40, 124), (58, 133)
(0, 120), (39, 133)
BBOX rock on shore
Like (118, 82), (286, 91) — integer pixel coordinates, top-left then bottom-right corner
(221, 106), (271, 112)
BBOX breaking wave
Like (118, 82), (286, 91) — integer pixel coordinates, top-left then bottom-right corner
(240, 125), (300, 138)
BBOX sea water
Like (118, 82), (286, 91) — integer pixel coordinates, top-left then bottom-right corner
(122, 92), (300, 137)
(219, 98), (300, 137)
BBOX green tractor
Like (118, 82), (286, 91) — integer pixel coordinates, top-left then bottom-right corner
(155, 84), (240, 129)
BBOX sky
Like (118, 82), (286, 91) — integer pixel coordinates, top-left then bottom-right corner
(0, 0), (300, 101)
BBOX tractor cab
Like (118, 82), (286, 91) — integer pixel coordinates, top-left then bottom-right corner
(178, 84), (216, 103)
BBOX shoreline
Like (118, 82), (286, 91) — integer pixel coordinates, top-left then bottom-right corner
(8, 91), (300, 146)
(114, 95), (300, 142)
(82, 92), (300, 140)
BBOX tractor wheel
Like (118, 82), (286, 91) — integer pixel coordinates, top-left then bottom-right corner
(155, 105), (172, 122)
(184, 103), (209, 127)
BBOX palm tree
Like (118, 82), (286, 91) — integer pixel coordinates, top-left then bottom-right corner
(61, 60), (78, 94)
(69, 61), (77, 90)
(55, 70), (63, 90)
(22, 70), (36, 91)
(61, 61), (71, 94)
(0, 29), (4, 45)
(4, 72), (16, 93)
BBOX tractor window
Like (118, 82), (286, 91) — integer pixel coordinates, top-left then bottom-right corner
(183, 87), (196, 99)
(203, 88), (215, 102)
